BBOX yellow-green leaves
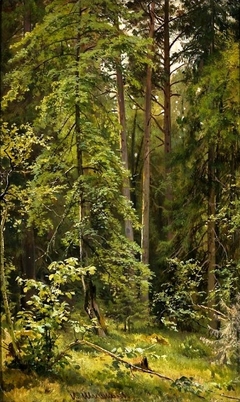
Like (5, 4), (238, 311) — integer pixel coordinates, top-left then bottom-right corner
(1, 121), (45, 168)
(48, 258), (96, 284)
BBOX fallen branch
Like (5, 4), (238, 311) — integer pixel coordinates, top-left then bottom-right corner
(54, 338), (173, 381)
(84, 339), (174, 381)
(53, 338), (239, 401)
(220, 395), (240, 401)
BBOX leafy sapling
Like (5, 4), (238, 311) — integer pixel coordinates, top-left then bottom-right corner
(7, 258), (96, 373)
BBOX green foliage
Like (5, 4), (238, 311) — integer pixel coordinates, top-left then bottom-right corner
(171, 376), (204, 398)
(179, 335), (211, 359)
(157, 41), (240, 330)
(180, 0), (238, 64)
(1, 0), (152, 329)
(2, 321), (240, 401)
(215, 261), (240, 305)
(152, 259), (205, 331)
(2, 0), (240, 364)
(7, 258), (96, 373)
(111, 345), (146, 360)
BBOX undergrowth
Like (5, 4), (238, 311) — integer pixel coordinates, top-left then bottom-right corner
(1, 320), (240, 402)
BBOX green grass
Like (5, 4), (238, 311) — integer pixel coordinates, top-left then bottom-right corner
(1, 320), (240, 402)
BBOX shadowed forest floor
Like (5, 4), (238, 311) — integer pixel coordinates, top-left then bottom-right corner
(1, 322), (240, 402)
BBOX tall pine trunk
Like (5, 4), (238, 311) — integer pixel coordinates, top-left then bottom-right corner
(163, 0), (173, 240)
(116, 63), (134, 241)
(207, 1), (217, 329)
(21, 0), (36, 304)
(141, 1), (155, 301)
(207, 146), (217, 329)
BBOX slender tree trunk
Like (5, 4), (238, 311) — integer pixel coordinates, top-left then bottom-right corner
(24, 0), (31, 33)
(76, 8), (106, 336)
(20, 225), (36, 307)
(229, 141), (238, 261)
(141, 2), (155, 301)
(207, 146), (217, 329)
(163, 0), (173, 240)
(18, 0), (36, 308)
(116, 63), (134, 241)
(164, 0), (171, 157)
(130, 108), (138, 209)
(21, 226), (35, 280)
(141, 72), (151, 265)
(207, 1), (217, 329)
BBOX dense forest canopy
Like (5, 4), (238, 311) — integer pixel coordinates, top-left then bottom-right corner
(0, 0), (240, 391)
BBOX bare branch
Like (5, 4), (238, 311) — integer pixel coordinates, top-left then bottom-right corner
(54, 339), (174, 382)
(219, 394), (240, 401)
(196, 304), (227, 320)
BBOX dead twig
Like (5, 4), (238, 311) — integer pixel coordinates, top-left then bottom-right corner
(220, 395), (240, 401)
(53, 339), (240, 401)
(196, 304), (227, 320)
(54, 338), (173, 381)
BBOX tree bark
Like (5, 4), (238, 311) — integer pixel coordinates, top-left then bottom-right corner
(130, 108), (138, 209)
(141, 2), (155, 301)
(24, 0), (31, 33)
(207, 1), (217, 330)
(76, 6), (106, 336)
(116, 62), (134, 241)
(164, 0), (171, 158)
(207, 146), (217, 329)
(20, 225), (36, 308)
(84, 278), (107, 337)
(21, 226), (36, 280)
(163, 0), (173, 240)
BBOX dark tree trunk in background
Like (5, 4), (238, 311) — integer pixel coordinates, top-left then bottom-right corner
(207, 146), (217, 329)
(24, 0), (31, 33)
(84, 278), (107, 337)
(207, 1), (217, 329)
(21, 226), (36, 306)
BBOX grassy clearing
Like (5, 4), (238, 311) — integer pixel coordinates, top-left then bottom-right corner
(1, 321), (240, 402)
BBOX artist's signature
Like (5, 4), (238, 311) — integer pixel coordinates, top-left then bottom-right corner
(69, 390), (127, 400)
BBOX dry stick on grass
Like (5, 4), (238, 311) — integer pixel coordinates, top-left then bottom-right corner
(54, 339), (240, 401)
(54, 339), (173, 381)
(83, 340), (173, 381)
(219, 396), (240, 401)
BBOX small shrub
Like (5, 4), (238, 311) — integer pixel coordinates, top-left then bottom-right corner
(152, 259), (206, 332)
(6, 258), (96, 374)
(179, 336), (211, 359)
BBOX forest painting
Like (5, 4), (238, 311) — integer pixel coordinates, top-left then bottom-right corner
(1, 1), (240, 401)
